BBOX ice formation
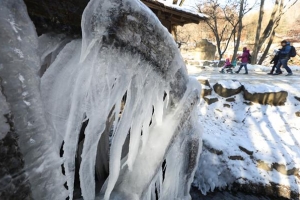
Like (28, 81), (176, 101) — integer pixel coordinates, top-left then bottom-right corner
(0, 0), (202, 199)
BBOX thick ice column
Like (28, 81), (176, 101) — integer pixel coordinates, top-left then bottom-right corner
(105, 79), (201, 200)
(78, 0), (202, 199)
(0, 0), (67, 199)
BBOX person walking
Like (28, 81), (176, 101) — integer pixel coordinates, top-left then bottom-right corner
(274, 40), (293, 76)
(235, 47), (250, 74)
(267, 50), (280, 75)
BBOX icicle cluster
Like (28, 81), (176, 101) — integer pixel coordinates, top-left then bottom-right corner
(0, 0), (202, 199)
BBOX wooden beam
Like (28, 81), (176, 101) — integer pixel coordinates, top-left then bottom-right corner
(141, 1), (205, 23)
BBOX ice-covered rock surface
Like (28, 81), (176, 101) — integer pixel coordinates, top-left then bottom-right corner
(0, 0), (202, 199)
(0, 0), (66, 199)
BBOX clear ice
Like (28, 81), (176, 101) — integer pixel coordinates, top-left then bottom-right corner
(0, 0), (202, 199)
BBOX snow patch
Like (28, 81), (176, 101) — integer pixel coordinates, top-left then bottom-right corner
(243, 83), (283, 93)
(217, 80), (241, 90)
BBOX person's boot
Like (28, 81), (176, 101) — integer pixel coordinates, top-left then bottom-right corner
(219, 69), (225, 73)
(244, 67), (248, 74)
(235, 66), (242, 74)
(286, 73), (293, 76)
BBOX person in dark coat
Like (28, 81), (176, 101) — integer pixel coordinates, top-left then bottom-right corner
(274, 40), (293, 76)
(267, 50), (280, 75)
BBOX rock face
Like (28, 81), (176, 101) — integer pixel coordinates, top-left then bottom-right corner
(198, 79), (212, 97)
(203, 96), (218, 105)
(226, 97), (236, 102)
(202, 88), (212, 97)
(243, 90), (288, 106)
(209, 80), (288, 106)
(0, 114), (32, 200)
(213, 82), (243, 98)
(195, 39), (216, 60)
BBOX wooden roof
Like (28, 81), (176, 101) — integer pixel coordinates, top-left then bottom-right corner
(141, 0), (207, 25)
(23, 0), (206, 35)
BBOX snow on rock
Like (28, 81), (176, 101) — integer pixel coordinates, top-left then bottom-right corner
(243, 83), (283, 94)
(155, 0), (208, 18)
(217, 80), (242, 90)
(197, 79), (212, 97)
(203, 95), (218, 105)
(213, 80), (243, 98)
(194, 79), (300, 199)
(243, 83), (288, 106)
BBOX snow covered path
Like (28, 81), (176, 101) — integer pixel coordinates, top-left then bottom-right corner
(190, 65), (300, 199)
(189, 65), (299, 84)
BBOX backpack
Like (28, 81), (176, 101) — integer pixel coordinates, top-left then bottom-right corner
(248, 54), (252, 64)
(289, 46), (297, 57)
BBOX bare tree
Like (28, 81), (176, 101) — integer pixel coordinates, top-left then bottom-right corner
(197, 0), (254, 60)
(252, 0), (265, 64)
(232, 0), (256, 60)
(173, 27), (191, 48)
(252, 0), (298, 64)
(172, 0), (186, 6)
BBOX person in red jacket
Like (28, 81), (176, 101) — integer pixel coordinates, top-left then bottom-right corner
(235, 47), (250, 74)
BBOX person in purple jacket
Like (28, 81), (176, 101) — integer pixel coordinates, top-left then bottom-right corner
(235, 47), (250, 74)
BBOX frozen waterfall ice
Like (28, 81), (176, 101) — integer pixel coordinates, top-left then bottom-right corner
(0, 0), (202, 199)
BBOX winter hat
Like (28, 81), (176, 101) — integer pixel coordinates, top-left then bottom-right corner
(281, 40), (287, 44)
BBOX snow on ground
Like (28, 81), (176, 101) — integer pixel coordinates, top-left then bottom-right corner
(189, 64), (300, 197)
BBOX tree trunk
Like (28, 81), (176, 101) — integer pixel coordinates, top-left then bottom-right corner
(258, 30), (276, 64)
(252, 0), (265, 64)
(258, 6), (283, 65)
(216, 38), (223, 60)
(179, 0), (185, 6)
(232, 0), (245, 61)
(256, 0), (282, 55)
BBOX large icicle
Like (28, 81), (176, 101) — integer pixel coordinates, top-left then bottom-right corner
(1, 0), (202, 199)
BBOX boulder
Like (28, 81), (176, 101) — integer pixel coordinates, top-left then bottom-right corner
(201, 87), (212, 97)
(203, 95), (218, 105)
(295, 96), (300, 102)
(188, 60), (200, 66)
(243, 90), (288, 106)
(296, 111), (300, 117)
(195, 39), (216, 60)
(243, 101), (254, 106)
(198, 79), (211, 87)
(243, 84), (288, 106)
(203, 61), (210, 67)
(226, 97), (236, 102)
(213, 80), (242, 98)
(198, 79), (213, 97)
(223, 103), (230, 108)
